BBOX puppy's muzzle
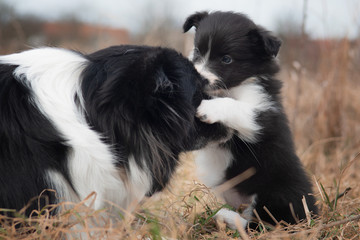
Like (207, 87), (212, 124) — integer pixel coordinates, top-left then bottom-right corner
(204, 79), (227, 97)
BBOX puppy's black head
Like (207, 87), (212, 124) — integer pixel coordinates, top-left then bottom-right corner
(183, 11), (281, 90)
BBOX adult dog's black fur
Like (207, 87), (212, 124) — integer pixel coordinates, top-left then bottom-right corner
(0, 45), (228, 216)
(184, 11), (318, 229)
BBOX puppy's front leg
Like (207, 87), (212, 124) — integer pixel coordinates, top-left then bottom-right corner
(197, 98), (261, 143)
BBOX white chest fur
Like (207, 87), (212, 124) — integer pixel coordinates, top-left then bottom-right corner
(194, 78), (274, 227)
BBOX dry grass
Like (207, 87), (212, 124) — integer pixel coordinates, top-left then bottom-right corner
(1, 38), (360, 239)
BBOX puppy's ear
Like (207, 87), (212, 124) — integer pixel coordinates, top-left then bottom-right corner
(262, 32), (282, 57)
(249, 28), (282, 57)
(183, 11), (209, 32)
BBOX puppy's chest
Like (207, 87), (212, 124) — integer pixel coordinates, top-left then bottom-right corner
(226, 81), (273, 112)
(228, 82), (263, 103)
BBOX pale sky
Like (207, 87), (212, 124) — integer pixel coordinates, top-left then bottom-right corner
(3, 0), (360, 39)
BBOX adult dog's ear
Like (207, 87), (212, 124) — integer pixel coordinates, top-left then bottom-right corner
(183, 11), (209, 32)
(248, 27), (282, 57)
(153, 70), (174, 93)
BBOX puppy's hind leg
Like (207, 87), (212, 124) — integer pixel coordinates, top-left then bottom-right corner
(215, 208), (248, 229)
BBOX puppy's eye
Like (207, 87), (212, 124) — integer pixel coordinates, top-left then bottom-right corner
(221, 55), (232, 64)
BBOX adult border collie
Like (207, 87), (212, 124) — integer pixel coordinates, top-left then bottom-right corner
(0, 45), (228, 216)
(183, 11), (318, 229)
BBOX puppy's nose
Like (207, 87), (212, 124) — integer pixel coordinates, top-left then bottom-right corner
(200, 75), (210, 85)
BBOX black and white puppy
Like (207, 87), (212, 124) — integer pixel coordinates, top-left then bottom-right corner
(0, 45), (227, 216)
(184, 11), (318, 229)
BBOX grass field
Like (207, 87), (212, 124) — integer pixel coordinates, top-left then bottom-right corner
(0, 38), (359, 239)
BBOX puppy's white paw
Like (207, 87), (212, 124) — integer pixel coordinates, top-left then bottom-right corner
(196, 99), (224, 124)
(215, 208), (248, 230)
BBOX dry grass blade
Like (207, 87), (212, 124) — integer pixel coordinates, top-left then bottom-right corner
(253, 209), (267, 233)
(263, 206), (279, 226)
(302, 196), (312, 226)
(213, 167), (256, 194)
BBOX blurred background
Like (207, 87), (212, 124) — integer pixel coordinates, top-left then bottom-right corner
(1, 0), (359, 53)
(0, 0), (359, 200)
